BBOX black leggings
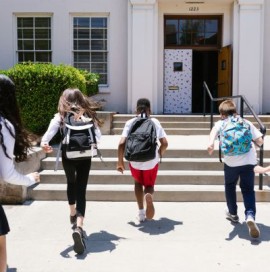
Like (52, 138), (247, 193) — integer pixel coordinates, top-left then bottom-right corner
(62, 156), (91, 217)
(0, 204), (10, 235)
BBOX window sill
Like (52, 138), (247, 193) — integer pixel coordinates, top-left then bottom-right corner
(98, 85), (110, 94)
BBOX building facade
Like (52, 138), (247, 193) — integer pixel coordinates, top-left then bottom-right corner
(0, 0), (269, 114)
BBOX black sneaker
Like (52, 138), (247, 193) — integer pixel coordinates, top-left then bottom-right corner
(225, 211), (239, 223)
(72, 227), (85, 255)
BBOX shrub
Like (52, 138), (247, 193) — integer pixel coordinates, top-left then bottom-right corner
(0, 63), (99, 137)
(78, 69), (100, 96)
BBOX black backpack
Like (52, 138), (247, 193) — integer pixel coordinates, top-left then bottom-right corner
(124, 114), (157, 162)
(55, 112), (99, 171)
(62, 112), (97, 160)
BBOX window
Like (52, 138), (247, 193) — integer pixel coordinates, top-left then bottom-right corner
(164, 15), (222, 49)
(17, 17), (51, 62)
(73, 17), (108, 85)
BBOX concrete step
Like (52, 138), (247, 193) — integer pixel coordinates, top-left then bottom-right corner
(42, 156), (270, 171)
(112, 114), (269, 135)
(113, 121), (211, 129)
(29, 184), (270, 202)
(112, 114), (270, 122)
(113, 120), (270, 130)
(39, 169), (263, 185)
(42, 157), (225, 171)
(46, 139), (269, 158)
(39, 169), (225, 184)
(112, 128), (211, 135)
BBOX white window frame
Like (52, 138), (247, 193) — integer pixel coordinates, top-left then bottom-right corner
(71, 13), (109, 88)
(15, 13), (53, 64)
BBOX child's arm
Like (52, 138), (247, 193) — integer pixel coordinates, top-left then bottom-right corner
(159, 137), (168, 157)
(207, 126), (218, 155)
(117, 137), (126, 174)
(254, 165), (270, 174)
(254, 136), (264, 147)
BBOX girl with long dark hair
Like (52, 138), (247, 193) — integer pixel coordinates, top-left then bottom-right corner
(0, 74), (40, 272)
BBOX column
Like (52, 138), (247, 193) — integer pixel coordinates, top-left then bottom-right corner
(236, 0), (264, 113)
(128, 0), (158, 113)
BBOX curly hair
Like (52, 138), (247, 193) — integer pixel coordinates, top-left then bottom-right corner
(0, 74), (34, 162)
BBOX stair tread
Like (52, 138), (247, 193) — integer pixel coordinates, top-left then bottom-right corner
(42, 157), (225, 162)
(40, 169), (225, 175)
(33, 183), (269, 191)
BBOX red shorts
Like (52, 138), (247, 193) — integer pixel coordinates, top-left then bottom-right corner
(129, 163), (158, 187)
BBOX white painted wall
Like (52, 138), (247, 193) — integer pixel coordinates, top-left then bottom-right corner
(263, 0), (270, 114)
(0, 0), (128, 113)
(233, 0), (264, 114)
(128, 0), (158, 114)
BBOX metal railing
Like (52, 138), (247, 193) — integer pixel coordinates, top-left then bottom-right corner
(203, 81), (267, 190)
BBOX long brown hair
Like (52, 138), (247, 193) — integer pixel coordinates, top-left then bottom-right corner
(58, 88), (102, 127)
(0, 74), (34, 162)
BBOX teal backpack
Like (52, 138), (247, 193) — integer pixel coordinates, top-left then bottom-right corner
(219, 116), (252, 159)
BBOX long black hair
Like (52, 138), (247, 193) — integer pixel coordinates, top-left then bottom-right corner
(0, 74), (34, 162)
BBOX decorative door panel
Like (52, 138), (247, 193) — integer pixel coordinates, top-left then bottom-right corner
(164, 49), (192, 114)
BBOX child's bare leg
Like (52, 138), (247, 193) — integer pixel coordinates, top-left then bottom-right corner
(69, 204), (76, 216)
(69, 204), (77, 225)
(0, 235), (7, 272)
(134, 181), (144, 209)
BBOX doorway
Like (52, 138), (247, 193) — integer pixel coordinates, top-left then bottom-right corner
(192, 50), (218, 113)
(163, 14), (226, 114)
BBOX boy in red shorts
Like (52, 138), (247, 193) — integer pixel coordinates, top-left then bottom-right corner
(117, 98), (168, 222)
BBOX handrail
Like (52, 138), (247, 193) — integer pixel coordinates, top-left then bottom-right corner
(203, 81), (267, 190)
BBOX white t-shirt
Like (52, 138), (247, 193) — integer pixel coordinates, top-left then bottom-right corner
(121, 117), (167, 170)
(214, 118), (263, 167)
(0, 117), (35, 186)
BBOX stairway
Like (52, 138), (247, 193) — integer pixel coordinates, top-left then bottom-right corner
(30, 114), (270, 202)
(112, 114), (270, 135)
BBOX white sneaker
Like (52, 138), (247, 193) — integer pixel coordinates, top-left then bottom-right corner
(137, 209), (146, 222)
(246, 215), (260, 238)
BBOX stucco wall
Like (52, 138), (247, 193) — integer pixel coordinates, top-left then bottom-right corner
(263, 0), (270, 114)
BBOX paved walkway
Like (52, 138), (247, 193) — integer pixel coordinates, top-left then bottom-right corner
(4, 201), (270, 272)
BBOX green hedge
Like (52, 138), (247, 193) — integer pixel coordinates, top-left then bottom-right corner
(0, 63), (99, 136)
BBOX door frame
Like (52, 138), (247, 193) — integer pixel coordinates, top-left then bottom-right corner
(163, 14), (224, 114)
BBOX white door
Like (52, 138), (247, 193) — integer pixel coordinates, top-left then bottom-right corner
(164, 49), (192, 114)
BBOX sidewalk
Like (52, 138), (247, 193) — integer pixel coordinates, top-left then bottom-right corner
(4, 200), (270, 272)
